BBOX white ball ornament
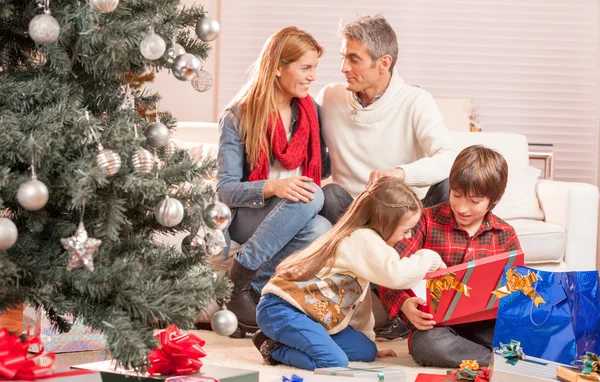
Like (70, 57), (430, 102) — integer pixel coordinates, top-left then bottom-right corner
(28, 13), (60, 45)
(0, 218), (18, 250)
(88, 0), (119, 13)
(211, 306), (238, 336)
(140, 32), (167, 60)
(17, 178), (49, 211)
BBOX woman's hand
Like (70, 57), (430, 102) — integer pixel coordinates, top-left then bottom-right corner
(376, 349), (397, 358)
(401, 297), (436, 331)
(264, 176), (316, 202)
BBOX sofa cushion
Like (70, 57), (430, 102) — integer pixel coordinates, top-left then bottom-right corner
(494, 166), (545, 221)
(508, 219), (566, 264)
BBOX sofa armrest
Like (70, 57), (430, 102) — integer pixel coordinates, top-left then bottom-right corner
(536, 179), (599, 270)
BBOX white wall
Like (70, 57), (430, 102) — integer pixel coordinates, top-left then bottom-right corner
(146, 0), (220, 123)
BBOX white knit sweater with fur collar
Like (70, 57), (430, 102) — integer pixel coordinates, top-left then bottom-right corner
(316, 71), (456, 198)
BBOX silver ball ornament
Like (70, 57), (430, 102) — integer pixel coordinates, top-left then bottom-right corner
(28, 13), (60, 45)
(204, 228), (226, 256)
(155, 197), (184, 227)
(203, 202), (232, 230)
(88, 0), (119, 13)
(0, 218), (18, 250)
(144, 121), (169, 148)
(165, 43), (186, 65)
(131, 147), (154, 173)
(195, 17), (220, 42)
(140, 33), (166, 60)
(211, 306), (238, 336)
(17, 178), (49, 211)
(172, 53), (201, 81)
(191, 69), (213, 92)
(96, 148), (122, 175)
(181, 233), (205, 255)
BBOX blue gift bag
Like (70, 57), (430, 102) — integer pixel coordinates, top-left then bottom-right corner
(493, 265), (600, 365)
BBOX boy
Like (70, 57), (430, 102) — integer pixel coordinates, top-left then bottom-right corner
(378, 145), (522, 368)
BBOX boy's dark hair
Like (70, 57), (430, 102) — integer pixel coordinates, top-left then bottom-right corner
(449, 145), (508, 209)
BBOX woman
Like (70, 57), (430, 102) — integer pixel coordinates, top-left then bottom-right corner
(217, 26), (331, 333)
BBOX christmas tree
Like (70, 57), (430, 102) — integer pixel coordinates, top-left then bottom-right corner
(0, 0), (230, 369)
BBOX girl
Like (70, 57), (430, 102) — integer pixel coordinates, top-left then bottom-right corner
(253, 176), (446, 370)
(217, 27), (331, 333)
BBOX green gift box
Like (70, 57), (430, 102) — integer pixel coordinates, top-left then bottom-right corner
(314, 366), (406, 381)
(72, 360), (258, 382)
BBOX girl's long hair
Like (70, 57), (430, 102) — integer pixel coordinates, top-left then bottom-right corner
(276, 177), (422, 281)
(233, 26), (323, 169)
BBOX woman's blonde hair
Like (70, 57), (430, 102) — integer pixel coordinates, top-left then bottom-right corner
(234, 26), (323, 169)
(276, 177), (422, 281)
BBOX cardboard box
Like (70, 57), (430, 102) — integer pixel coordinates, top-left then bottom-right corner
(413, 250), (524, 326)
(72, 360), (258, 382)
(314, 366), (406, 381)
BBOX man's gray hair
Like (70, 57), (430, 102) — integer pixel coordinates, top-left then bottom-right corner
(338, 14), (398, 72)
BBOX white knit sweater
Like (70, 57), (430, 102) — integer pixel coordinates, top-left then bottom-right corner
(262, 229), (444, 340)
(316, 71), (456, 198)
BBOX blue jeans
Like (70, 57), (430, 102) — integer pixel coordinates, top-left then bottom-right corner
(228, 184), (331, 292)
(257, 294), (377, 370)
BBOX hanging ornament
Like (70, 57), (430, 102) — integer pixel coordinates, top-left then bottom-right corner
(61, 221), (101, 272)
(172, 53), (201, 81)
(88, 0), (119, 13)
(203, 202), (232, 230)
(140, 28), (166, 60)
(155, 196), (184, 227)
(144, 120), (169, 148)
(17, 153), (49, 211)
(87, 111), (122, 175)
(165, 41), (186, 66)
(30, 51), (47, 67)
(96, 147), (122, 175)
(211, 306), (238, 336)
(0, 218), (18, 251)
(195, 17), (220, 42)
(203, 227), (226, 256)
(181, 233), (205, 256)
(28, 1), (60, 45)
(117, 84), (135, 111)
(191, 68), (213, 92)
(166, 140), (178, 158)
(131, 147), (154, 173)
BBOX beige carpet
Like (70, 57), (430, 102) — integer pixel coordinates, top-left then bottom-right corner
(195, 329), (447, 382)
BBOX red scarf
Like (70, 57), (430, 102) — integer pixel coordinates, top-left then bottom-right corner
(249, 96), (321, 186)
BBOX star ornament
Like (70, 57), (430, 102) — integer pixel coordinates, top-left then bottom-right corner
(60, 222), (102, 271)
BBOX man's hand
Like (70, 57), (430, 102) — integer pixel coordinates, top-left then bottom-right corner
(401, 297), (436, 331)
(367, 168), (405, 186)
(376, 349), (397, 358)
(264, 176), (315, 202)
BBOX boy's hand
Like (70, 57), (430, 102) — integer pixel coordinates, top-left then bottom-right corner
(376, 349), (397, 358)
(401, 297), (436, 331)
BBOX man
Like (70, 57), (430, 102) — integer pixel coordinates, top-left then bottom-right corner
(316, 14), (456, 340)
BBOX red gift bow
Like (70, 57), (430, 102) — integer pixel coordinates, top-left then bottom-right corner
(0, 327), (56, 380)
(148, 325), (207, 376)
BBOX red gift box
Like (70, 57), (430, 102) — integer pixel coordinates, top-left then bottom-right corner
(415, 373), (449, 381)
(414, 250), (524, 326)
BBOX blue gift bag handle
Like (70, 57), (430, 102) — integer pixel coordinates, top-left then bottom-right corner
(529, 271), (554, 327)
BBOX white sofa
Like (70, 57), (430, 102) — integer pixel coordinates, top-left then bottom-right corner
(171, 119), (599, 272)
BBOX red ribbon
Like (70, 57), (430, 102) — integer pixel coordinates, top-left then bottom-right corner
(148, 325), (207, 376)
(0, 327), (56, 380)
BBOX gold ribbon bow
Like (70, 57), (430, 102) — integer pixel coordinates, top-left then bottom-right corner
(492, 268), (545, 307)
(460, 360), (480, 372)
(427, 272), (471, 313)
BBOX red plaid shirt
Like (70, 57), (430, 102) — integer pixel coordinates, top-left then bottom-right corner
(378, 202), (522, 320)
